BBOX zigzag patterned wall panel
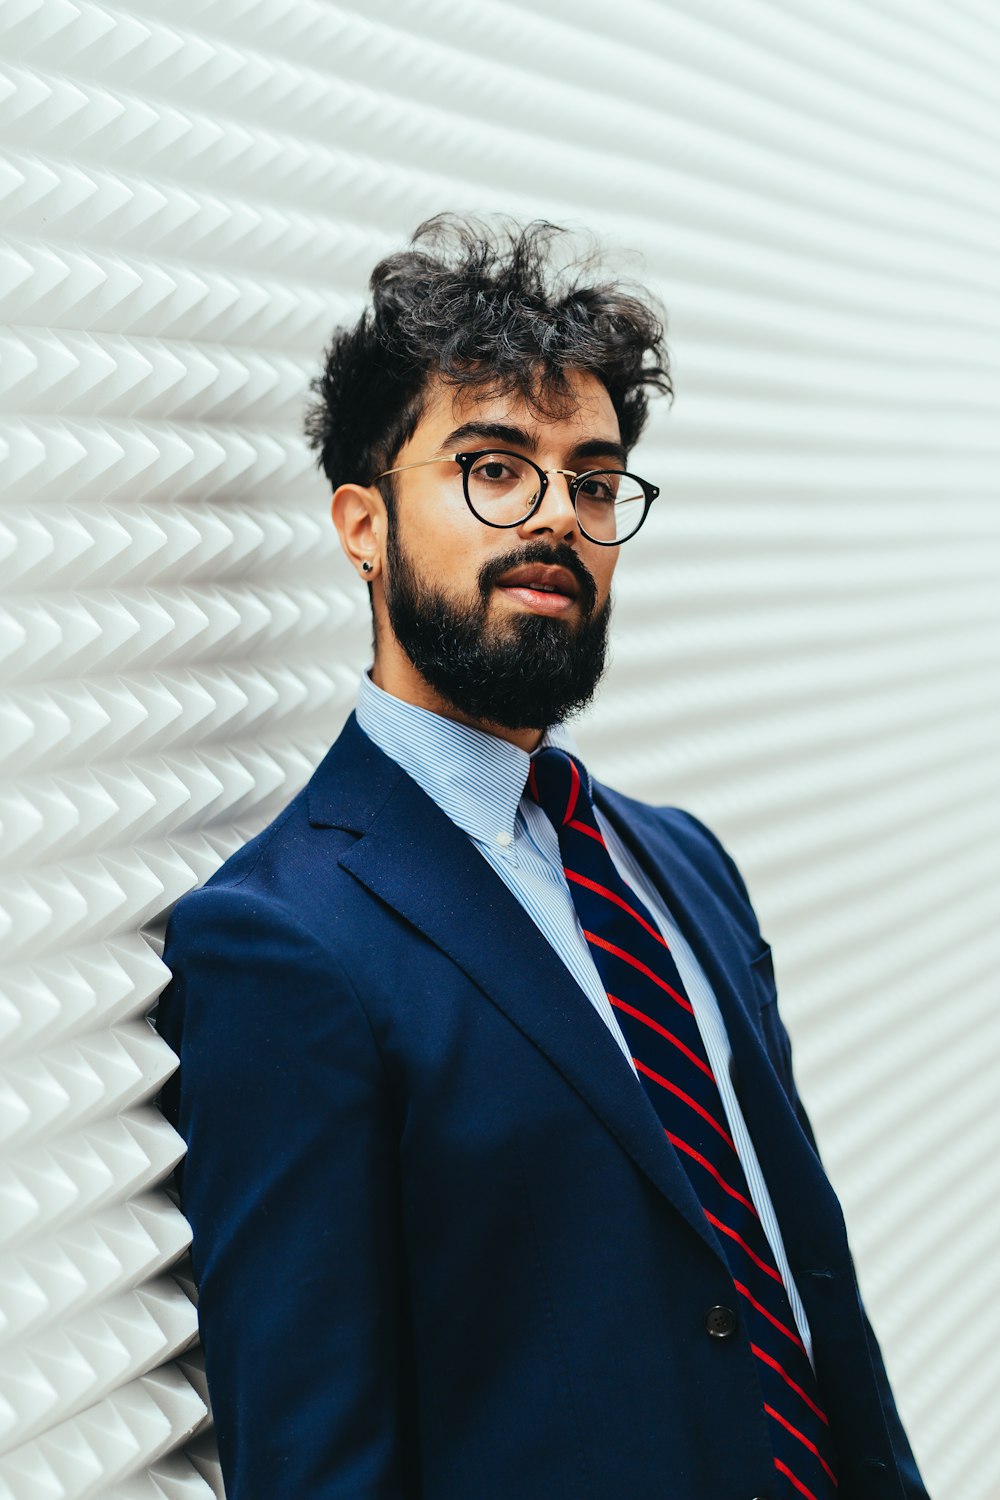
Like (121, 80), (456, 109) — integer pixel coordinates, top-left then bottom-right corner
(2, 1), (997, 1496)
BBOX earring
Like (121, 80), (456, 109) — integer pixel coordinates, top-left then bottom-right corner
(361, 560), (373, 574)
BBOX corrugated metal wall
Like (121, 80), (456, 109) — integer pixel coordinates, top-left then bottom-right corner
(2, 1), (998, 1495)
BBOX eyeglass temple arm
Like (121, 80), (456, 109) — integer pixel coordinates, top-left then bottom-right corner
(374, 456), (595, 482)
(373, 454), (460, 481)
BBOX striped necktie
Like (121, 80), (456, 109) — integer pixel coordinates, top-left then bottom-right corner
(528, 747), (838, 1500)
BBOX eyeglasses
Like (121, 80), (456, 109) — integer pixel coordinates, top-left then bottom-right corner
(374, 450), (659, 545)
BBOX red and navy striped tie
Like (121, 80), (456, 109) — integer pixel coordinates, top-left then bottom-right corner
(528, 747), (838, 1500)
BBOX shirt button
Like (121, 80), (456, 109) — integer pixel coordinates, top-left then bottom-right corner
(495, 830), (512, 849)
(704, 1305), (738, 1338)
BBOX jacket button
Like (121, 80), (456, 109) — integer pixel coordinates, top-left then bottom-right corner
(704, 1304), (737, 1338)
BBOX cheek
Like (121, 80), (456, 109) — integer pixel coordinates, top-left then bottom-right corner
(396, 499), (495, 585)
(585, 549), (617, 602)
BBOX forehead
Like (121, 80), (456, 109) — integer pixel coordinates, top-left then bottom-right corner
(414, 368), (620, 446)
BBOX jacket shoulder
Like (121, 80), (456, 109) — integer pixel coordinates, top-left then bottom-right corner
(656, 804), (756, 912)
(597, 784), (765, 949)
(170, 770), (358, 937)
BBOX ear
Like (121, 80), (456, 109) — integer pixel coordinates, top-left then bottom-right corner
(330, 482), (385, 581)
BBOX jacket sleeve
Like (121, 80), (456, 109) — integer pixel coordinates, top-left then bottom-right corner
(781, 1028), (930, 1499)
(676, 808), (932, 1499)
(155, 883), (409, 1500)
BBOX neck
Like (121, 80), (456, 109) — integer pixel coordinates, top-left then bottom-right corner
(370, 656), (546, 753)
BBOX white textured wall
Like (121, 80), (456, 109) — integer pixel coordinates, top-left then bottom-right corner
(2, 2), (998, 1496)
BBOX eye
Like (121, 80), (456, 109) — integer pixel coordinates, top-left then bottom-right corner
(471, 456), (519, 483)
(576, 474), (619, 504)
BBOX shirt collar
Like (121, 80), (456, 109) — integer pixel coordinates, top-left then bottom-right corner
(355, 668), (587, 849)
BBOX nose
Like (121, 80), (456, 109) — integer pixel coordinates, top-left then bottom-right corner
(518, 469), (579, 541)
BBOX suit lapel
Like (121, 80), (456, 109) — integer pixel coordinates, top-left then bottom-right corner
(309, 716), (727, 1267)
(594, 784), (854, 1278)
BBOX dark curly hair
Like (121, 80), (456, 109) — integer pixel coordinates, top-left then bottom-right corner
(303, 214), (672, 496)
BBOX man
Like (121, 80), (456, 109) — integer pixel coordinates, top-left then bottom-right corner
(155, 216), (929, 1500)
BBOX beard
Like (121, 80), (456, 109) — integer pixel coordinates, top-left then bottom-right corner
(382, 525), (613, 732)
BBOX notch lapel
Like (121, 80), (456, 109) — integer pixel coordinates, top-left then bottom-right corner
(308, 716), (728, 1268)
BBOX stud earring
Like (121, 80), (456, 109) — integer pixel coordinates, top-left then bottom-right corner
(361, 560), (373, 574)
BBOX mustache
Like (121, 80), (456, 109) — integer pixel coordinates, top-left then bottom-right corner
(477, 541), (599, 616)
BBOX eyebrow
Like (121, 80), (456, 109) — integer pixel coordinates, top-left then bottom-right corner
(440, 420), (628, 470)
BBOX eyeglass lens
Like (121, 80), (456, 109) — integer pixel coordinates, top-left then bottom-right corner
(464, 452), (648, 542)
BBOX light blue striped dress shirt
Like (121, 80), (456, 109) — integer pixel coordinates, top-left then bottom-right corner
(355, 669), (814, 1362)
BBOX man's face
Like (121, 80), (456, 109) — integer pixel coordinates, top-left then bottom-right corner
(373, 368), (624, 734)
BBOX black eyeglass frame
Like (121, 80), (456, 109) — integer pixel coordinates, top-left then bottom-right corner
(374, 449), (659, 546)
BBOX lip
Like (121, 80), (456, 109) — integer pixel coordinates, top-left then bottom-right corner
(496, 585), (577, 617)
(495, 564), (580, 599)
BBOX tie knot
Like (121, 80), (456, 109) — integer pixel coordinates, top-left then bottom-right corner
(527, 747), (590, 830)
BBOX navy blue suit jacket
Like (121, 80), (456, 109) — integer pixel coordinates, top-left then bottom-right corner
(156, 713), (929, 1500)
